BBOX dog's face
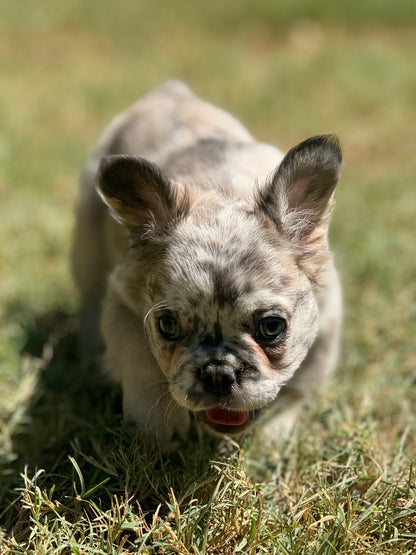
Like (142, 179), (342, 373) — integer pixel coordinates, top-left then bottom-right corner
(98, 135), (342, 434)
(140, 204), (320, 434)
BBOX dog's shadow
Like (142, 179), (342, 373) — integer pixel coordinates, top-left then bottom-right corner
(1, 307), (230, 530)
(7, 309), (121, 465)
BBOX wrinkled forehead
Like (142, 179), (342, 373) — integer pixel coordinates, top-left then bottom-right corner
(158, 206), (300, 318)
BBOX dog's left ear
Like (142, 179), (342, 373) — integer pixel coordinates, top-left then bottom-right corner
(97, 155), (190, 232)
(256, 134), (342, 246)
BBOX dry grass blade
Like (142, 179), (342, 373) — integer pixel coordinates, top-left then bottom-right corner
(1, 0), (416, 553)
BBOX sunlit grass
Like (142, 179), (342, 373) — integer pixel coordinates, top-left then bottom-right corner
(1, 1), (416, 552)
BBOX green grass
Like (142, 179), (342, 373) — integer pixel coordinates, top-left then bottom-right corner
(1, 0), (416, 552)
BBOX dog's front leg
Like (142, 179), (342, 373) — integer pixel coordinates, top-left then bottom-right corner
(101, 288), (190, 451)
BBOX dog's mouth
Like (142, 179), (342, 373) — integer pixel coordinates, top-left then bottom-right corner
(203, 406), (259, 434)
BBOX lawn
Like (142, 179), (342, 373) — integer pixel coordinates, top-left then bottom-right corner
(1, 0), (416, 552)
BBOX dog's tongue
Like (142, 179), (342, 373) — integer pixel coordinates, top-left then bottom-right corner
(205, 407), (249, 427)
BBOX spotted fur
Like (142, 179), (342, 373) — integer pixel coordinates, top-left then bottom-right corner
(72, 81), (342, 450)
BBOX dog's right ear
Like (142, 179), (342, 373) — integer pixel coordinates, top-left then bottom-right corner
(97, 155), (191, 232)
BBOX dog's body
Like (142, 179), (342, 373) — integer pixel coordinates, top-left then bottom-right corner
(72, 81), (342, 449)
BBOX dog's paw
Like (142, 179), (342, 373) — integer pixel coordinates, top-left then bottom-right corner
(135, 403), (191, 454)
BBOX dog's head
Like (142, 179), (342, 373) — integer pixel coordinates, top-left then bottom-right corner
(98, 135), (342, 434)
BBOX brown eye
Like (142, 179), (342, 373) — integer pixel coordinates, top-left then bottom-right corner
(158, 312), (181, 340)
(257, 316), (286, 342)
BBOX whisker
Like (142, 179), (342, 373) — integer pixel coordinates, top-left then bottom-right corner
(143, 300), (174, 339)
(143, 300), (169, 325)
(139, 378), (170, 395)
(163, 398), (176, 424)
(145, 389), (172, 430)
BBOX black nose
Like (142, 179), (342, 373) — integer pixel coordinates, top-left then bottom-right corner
(198, 363), (237, 396)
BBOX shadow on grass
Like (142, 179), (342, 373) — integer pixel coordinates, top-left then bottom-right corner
(0, 308), (228, 534)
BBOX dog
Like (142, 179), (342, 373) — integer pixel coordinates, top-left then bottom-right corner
(72, 80), (342, 450)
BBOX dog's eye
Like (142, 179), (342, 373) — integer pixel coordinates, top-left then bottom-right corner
(257, 316), (286, 342)
(158, 313), (181, 341)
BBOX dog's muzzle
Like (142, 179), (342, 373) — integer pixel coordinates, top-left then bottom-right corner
(197, 362), (241, 397)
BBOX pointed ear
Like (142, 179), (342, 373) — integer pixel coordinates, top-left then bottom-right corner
(256, 134), (342, 245)
(97, 155), (190, 232)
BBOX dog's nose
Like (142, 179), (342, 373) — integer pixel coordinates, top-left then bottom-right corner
(198, 363), (237, 396)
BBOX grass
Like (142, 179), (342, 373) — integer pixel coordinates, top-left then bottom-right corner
(1, 0), (416, 552)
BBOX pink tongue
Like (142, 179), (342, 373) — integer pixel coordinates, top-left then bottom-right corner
(205, 407), (249, 427)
